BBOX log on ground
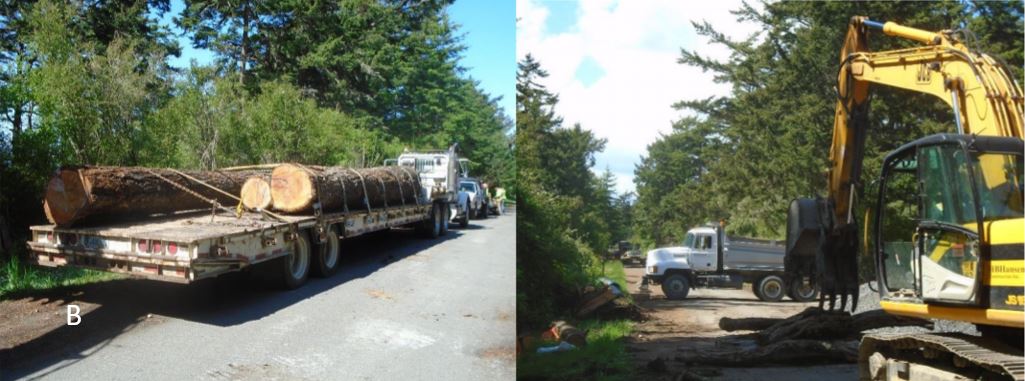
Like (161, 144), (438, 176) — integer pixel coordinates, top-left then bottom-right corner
(43, 166), (264, 226)
(676, 339), (859, 366)
(752, 307), (933, 344)
(719, 317), (782, 332)
(551, 320), (587, 347)
(269, 164), (422, 214)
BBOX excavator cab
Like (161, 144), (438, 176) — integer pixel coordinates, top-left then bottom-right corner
(871, 134), (1023, 325)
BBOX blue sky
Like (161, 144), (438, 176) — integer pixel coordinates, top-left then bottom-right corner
(517, 0), (761, 194)
(160, 0), (514, 120)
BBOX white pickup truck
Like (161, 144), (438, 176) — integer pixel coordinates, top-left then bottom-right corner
(644, 224), (818, 302)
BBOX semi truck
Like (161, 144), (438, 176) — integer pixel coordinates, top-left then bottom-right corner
(643, 222), (818, 302)
(26, 145), (465, 289)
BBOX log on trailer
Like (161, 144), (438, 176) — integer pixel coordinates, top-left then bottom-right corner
(268, 164), (421, 214)
(240, 176), (272, 210)
(43, 166), (264, 227)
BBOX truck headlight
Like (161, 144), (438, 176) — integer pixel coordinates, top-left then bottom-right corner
(647, 266), (657, 274)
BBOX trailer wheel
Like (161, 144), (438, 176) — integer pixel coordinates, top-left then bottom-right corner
(756, 275), (785, 302)
(312, 226), (340, 277)
(281, 231), (311, 289)
(661, 274), (690, 300)
(788, 279), (818, 302)
(419, 203), (442, 238)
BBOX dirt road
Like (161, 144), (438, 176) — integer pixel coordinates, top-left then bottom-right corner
(1, 212), (515, 381)
(622, 264), (858, 380)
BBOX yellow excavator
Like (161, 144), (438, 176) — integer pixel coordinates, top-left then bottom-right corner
(785, 17), (1024, 380)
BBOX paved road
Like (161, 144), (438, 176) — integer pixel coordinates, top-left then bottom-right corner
(3, 212), (515, 381)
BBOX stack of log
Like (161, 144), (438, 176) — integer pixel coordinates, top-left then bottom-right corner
(255, 163), (421, 213)
(674, 307), (933, 366)
(42, 164), (422, 227)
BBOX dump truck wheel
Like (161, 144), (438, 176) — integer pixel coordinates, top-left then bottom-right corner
(281, 231), (311, 289)
(789, 279), (818, 302)
(756, 275), (785, 302)
(311, 226), (340, 277)
(661, 274), (690, 300)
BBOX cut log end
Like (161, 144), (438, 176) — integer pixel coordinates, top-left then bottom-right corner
(270, 164), (314, 213)
(240, 177), (272, 210)
(43, 168), (92, 226)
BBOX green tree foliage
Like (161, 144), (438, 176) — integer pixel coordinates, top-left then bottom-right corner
(176, 0), (511, 191)
(634, 1), (1023, 246)
(516, 55), (633, 328)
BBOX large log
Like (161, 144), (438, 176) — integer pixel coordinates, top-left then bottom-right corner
(43, 166), (263, 227)
(240, 176), (272, 210)
(269, 164), (421, 214)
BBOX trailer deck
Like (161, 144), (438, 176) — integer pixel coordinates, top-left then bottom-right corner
(27, 203), (432, 283)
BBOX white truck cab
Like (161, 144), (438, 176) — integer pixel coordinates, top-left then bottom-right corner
(392, 144), (471, 228)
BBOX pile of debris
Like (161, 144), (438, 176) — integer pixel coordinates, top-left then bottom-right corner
(575, 277), (647, 321)
(517, 277), (649, 357)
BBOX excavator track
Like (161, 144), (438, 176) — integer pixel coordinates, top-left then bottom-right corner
(859, 332), (1025, 380)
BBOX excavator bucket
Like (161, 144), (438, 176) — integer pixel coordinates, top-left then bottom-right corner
(785, 197), (860, 312)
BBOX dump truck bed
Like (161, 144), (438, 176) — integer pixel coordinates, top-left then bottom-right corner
(27, 203), (431, 283)
(723, 236), (785, 272)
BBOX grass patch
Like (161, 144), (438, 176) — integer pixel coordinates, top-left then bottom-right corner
(0, 254), (123, 300)
(602, 260), (627, 287)
(599, 260), (631, 302)
(519, 319), (634, 381)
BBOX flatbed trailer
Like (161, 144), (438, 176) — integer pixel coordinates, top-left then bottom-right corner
(27, 146), (467, 288)
(27, 194), (444, 286)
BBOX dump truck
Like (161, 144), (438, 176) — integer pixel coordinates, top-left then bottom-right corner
(643, 222), (818, 302)
(26, 145), (466, 289)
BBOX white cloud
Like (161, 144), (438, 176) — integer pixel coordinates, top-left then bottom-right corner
(517, 0), (762, 194)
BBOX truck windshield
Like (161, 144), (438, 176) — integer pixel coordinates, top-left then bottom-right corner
(682, 233), (695, 248)
(459, 182), (475, 192)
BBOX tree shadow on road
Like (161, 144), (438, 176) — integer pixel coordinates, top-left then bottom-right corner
(1, 227), (463, 378)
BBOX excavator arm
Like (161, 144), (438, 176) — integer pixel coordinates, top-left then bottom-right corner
(785, 16), (1024, 312)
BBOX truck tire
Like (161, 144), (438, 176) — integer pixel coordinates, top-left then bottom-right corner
(458, 201), (469, 228)
(281, 231), (311, 289)
(756, 275), (785, 302)
(311, 225), (340, 277)
(419, 203), (442, 238)
(440, 206), (449, 236)
(788, 279), (818, 302)
(661, 274), (690, 300)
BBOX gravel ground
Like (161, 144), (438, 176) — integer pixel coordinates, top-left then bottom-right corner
(853, 283), (979, 336)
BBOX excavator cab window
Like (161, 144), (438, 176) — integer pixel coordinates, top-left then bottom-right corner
(919, 144), (977, 226)
(876, 148), (919, 295)
(970, 152), (1023, 221)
